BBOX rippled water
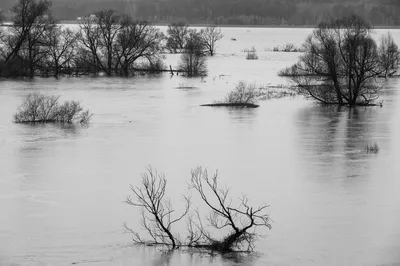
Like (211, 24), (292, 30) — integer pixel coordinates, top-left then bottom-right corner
(1, 27), (400, 266)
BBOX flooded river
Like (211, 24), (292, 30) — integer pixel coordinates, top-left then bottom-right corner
(0, 27), (400, 266)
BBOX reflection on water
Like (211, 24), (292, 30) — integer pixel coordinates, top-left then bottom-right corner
(1, 27), (400, 266)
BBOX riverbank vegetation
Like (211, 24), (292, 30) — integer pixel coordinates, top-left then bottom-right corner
(279, 15), (400, 107)
(14, 92), (92, 124)
(0, 0), (223, 78)
(125, 166), (271, 252)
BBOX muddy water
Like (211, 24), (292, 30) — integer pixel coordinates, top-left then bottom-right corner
(0, 27), (400, 266)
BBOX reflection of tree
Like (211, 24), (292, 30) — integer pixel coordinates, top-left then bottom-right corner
(295, 105), (379, 178)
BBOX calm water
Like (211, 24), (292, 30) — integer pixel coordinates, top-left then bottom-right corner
(1, 27), (400, 266)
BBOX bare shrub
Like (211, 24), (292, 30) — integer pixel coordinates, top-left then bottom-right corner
(245, 47), (258, 60)
(224, 81), (260, 104)
(366, 142), (379, 154)
(14, 92), (92, 124)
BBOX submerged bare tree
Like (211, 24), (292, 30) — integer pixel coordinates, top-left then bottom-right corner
(200, 26), (223, 56)
(279, 15), (394, 106)
(115, 17), (163, 76)
(43, 27), (77, 77)
(378, 33), (400, 78)
(188, 167), (271, 252)
(126, 167), (271, 252)
(126, 167), (190, 248)
(165, 22), (189, 53)
(0, 0), (54, 77)
(178, 30), (207, 76)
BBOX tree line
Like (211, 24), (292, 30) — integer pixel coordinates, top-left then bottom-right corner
(2, 0), (400, 26)
(0, 0), (223, 78)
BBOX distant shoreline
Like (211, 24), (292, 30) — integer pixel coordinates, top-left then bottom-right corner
(58, 21), (400, 30)
(2, 21), (400, 30)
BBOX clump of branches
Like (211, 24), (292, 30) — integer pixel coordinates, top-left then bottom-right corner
(14, 92), (92, 124)
(245, 47), (258, 60)
(125, 167), (190, 248)
(125, 167), (272, 252)
(188, 167), (272, 252)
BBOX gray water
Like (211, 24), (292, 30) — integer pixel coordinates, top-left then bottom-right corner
(1, 28), (400, 266)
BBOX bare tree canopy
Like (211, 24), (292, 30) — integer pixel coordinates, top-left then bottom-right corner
(279, 15), (399, 106)
(200, 26), (223, 56)
(125, 167), (272, 252)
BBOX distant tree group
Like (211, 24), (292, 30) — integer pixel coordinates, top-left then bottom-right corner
(279, 15), (400, 106)
(0, 0), (224, 78)
(0, 0), (164, 78)
(2, 0), (395, 27)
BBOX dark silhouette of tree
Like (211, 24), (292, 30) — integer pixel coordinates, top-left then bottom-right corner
(378, 33), (400, 78)
(280, 15), (395, 106)
(43, 27), (77, 77)
(125, 166), (272, 252)
(1, 0), (54, 77)
(200, 26), (223, 56)
(114, 17), (163, 76)
(95, 9), (123, 75)
(189, 167), (271, 252)
(166, 22), (189, 53)
(178, 30), (207, 77)
(76, 15), (103, 74)
(125, 167), (190, 248)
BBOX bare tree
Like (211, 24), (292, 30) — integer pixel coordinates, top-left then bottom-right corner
(279, 15), (389, 106)
(166, 22), (189, 53)
(5, 0), (52, 63)
(178, 30), (207, 76)
(77, 15), (103, 74)
(125, 167), (272, 252)
(200, 26), (223, 56)
(378, 32), (400, 78)
(114, 17), (163, 76)
(189, 167), (272, 252)
(126, 167), (190, 249)
(43, 27), (77, 77)
(1, 0), (54, 77)
(95, 9), (123, 75)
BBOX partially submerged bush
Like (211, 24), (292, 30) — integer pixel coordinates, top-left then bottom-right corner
(245, 47), (258, 60)
(14, 92), (92, 124)
(271, 43), (304, 52)
(224, 81), (259, 105)
(366, 142), (379, 154)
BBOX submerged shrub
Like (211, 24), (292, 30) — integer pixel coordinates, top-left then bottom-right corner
(224, 81), (260, 104)
(246, 47), (258, 60)
(366, 142), (379, 154)
(14, 92), (92, 124)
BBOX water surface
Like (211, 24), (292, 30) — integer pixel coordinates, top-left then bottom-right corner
(1, 27), (400, 266)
